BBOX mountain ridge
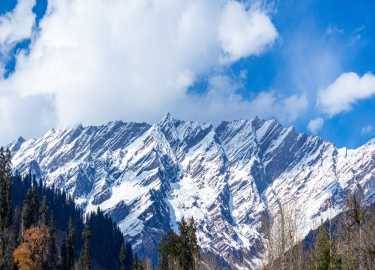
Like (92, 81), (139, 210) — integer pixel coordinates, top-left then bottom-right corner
(8, 114), (375, 269)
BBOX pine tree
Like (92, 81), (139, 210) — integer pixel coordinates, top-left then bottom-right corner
(66, 217), (76, 270)
(125, 242), (134, 270)
(61, 240), (68, 270)
(311, 226), (331, 270)
(179, 217), (191, 270)
(21, 187), (39, 231)
(187, 218), (199, 270)
(39, 196), (49, 226)
(133, 254), (144, 270)
(79, 224), (91, 270)
(159, 217), (200, 270)
(0, 148), (14, 270)
(47, 217), (58, 270)
(0, 148), (12, 231)
(119, 242), (126, 270)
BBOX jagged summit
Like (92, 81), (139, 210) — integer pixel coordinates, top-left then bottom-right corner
(10, 116), (375, 269)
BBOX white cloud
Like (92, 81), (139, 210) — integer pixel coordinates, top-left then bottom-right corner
(176, 75), (307, 123)
(0, 0), (283, 144)
(307, 117), (324, 134)
(0, 94), (56, 142)
(219, 1), (278, 62)
(361, 125), (374, 136)
(318, 72), (375, 116)
(0, 0), (36, 54)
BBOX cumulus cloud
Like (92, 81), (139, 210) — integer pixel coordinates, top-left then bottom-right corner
(361, 125), (374, 136)
(318, 72), (375, 116)
(0, 94), (56, 142)
(307, 117), (324, 134)
(218, 1), (278, 62)
(176, 75), (307, 123)
(0, 0), (36, 57)
(0, 0), (289, 144)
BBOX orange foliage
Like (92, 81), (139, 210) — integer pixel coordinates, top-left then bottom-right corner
(13, 226), (51, 270)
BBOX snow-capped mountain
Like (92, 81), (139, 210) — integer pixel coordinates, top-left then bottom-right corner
(9, 114), (375, 269)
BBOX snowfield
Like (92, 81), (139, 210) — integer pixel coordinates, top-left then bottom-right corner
(10, 114), (375, 269)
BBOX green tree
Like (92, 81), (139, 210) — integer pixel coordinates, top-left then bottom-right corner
(311, 226), (337, 270)
(0, 148), (12, 231)
(79, 224), (91, 270)
(66, 217), (76, 270)
(119, 242), (126, 270)
(133, 254), (144, 270)
(61, 218), (76, 270)
(21, 187), (39, 231)
(46, 217), (58, 270)
(39, 196), (49, 226)
(159, 217), (200, 270)
(0, 148), (14, 269)
(187, 218), (199, 270)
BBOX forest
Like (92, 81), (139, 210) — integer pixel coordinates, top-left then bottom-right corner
(262, 188), (375, 270)
(0, 148), (200, 270)
(2, 146), (375, 270)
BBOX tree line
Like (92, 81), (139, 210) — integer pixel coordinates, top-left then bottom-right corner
(263, 188), (375, 270)
(0, 148), (135, 270)
(0, 148), (202, 270)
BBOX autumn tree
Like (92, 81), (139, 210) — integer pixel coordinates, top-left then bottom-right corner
(13, 225), (51, 270)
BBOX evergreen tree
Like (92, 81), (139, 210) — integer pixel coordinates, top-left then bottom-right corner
(21, 187), (39, 231)
(39, 196), (49, 226)
(79, 224), (91, 270)
(0, 148), (12, 231)
(179, 217), (191, 270)
(119, 242), (126, 270)
(187, 218), (199, 270)
(133, 254), (144, 270)
(47, 217), (58, 270)
(311, 226), (331, 270)
(0, 148), (13, 270)
(159, 217), (200, 270)
(66, 217), (76, 270)
(60, 240), (68, 270)
(125, 242), (134, 270)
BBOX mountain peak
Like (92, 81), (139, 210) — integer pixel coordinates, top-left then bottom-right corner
(9, 116), (375, 269)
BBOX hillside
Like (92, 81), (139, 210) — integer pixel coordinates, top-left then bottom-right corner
(9, 114), (375, 269)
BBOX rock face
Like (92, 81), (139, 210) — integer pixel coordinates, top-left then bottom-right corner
(10, 114), (375, 269)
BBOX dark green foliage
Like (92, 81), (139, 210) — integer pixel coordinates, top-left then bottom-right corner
(64, 218), (76, 270)
(0, 148), (14, 270)
(0, 148), (12, 231)
(47, 217), (58, 270)
(311, 226), (331, 270)
(133, 254), (144, 270)
(119, 242), (127, 270)
(86, 208), (128, 270)
(6, 172), (134, 270)
(159, 217), (200, 270)
(125, 242), (134, 270)
(79, 224), (92, 270)
(21, 186), (40, 231)
(39, 195), (49, 226)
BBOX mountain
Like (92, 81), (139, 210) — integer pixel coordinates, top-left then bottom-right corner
(9, 114), (375, 269)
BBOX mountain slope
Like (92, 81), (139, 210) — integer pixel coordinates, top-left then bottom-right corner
(9, 115), (375, 269)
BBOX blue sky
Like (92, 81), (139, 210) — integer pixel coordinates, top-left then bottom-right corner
(0, 0), (375, 148)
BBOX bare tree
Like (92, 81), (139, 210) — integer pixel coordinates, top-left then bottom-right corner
(263, 200), (304, 270)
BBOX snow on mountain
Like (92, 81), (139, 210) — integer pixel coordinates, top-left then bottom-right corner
(9, 114), (375, 269)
